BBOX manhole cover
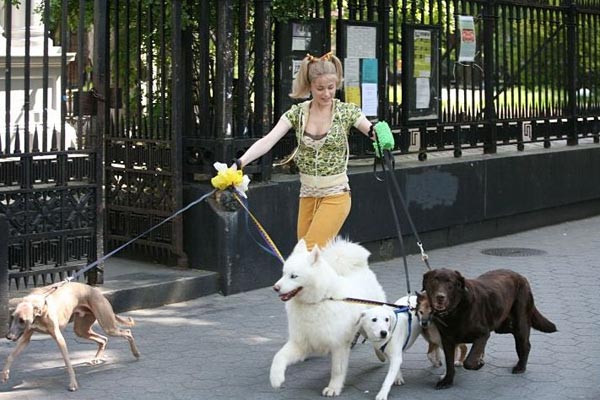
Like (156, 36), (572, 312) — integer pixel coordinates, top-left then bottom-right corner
(481, 247), (547, 257)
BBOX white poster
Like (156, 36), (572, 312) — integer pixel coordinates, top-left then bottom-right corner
(416, 78), (431, 109)
(361, 83), (378, 116)
(344, 58), (360, 85)
(458, 16), (476, 62)
(345, 25), (377, 59)
(292, 23), (311, 51)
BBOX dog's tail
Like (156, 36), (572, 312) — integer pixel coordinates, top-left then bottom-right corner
(116, 315), (136, 327)
(531, 307), (556, 333)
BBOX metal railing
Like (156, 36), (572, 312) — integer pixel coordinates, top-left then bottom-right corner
(182, 0), (600, 173)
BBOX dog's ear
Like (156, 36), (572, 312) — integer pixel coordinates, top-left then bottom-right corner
(308, 245), (321, 266)
(453, 270), (465, 287)
(292, 239), (308, 254)
(29, 296), (47, 318)
(356, 310), (366, 325)
(32, 303), (46, 318)
(422, 270), (433, 291)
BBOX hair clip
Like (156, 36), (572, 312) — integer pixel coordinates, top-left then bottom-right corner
(320, 51), (333, 62)
(306, 53), (317, 63)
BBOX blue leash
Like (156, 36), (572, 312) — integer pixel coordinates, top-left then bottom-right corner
(63, 189), (217, 283)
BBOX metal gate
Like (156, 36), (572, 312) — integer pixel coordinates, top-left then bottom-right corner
(101, 0), (185, 266)
(1, 0), (102, 288)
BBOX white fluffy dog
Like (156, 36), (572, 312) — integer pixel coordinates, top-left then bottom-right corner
(357, 295), (441, 400)
(270, 238), (386, 397)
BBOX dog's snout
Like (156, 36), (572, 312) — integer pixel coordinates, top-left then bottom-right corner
(435, 293), (446, 302)
(273, 284), (280, 292)
(379, 330), (388, 339)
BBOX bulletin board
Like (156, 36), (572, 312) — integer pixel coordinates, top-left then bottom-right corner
(274, 19), (328, 117)
(401, 24), (440, 125)
(337, 20), (381, 118)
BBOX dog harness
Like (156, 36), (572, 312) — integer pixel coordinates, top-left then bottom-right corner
(379, 306), (412, 353)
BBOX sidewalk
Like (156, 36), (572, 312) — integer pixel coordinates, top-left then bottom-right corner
(1, 215), (599, 400)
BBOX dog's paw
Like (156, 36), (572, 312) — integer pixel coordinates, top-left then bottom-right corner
(454, 361), (463, 367)
(1, 369), (9, 383)
(375, 391), (389, 400)
(322, 386), (341, 397)
(270, 372), (285, 389)
(394, 375), (405, 386)
(68, 381), (79, 392)
(89, 358), (105, 365)
(428, 358), (442, 368)
(512, 364), (526, 374)
(464, 359), (485, 370)
(435, 375), (453, 390)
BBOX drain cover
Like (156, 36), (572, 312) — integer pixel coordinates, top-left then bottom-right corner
(481, 247), (547, 257)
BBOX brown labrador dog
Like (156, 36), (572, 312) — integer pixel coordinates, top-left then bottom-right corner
(422, 268), (556, 389)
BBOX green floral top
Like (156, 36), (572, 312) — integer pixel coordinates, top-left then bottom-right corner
(282, 99), (363, 178)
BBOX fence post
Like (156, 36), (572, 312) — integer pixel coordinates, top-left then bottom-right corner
(0, 214), (9, 337)
(482, 0), (497, 154)
(565, 0), (578, 146)
(171, 0), (187, 268)
(254, 0), (273, 181)
(378, 0), (390, 122)
(91, 0), (109, 285)
(215, 0), (235, 165)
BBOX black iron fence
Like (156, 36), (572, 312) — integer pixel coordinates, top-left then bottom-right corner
(1, 0), (102, 288)
(183, 0), (600, 173)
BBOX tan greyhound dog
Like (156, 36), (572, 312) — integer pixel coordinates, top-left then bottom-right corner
(2, 281), (140, 391)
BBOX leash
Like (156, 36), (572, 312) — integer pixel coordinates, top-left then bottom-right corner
(231, 190), (285, 264)
(375, 150), (431, 271)
(51, 189), (217, 288)
(372, 128), (432, 295)
(333, 297), (413, 309)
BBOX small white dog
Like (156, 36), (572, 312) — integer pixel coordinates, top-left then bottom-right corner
(357, 295), (439, 400)
(270, 238), (386, 397)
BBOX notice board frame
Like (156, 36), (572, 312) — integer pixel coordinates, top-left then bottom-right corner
(401, 24), (441, 125)
(274, 18), (328, 118)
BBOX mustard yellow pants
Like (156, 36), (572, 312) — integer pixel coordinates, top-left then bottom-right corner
(297, 192), (351, 250)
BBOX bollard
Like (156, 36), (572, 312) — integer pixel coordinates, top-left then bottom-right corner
(0, 214), (8, 337)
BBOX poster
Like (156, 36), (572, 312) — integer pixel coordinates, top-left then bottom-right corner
(292, 59), (303, 78)
(291, 23), (311, 51)
(361, 58), (378, 84)
(458, 16), (476, 62)
(345, 86), (361, 107)
(416, 78), (430, 109)
(344, 58), (360, 85)
(361, 83), (378, 116)
(345, 25), (377, 59)
(413, 30), (432, 78)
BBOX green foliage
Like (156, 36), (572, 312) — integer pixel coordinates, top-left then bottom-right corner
(271, 0), (316, 22)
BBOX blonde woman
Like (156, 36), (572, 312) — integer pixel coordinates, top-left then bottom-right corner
(233, 52), (384, 250)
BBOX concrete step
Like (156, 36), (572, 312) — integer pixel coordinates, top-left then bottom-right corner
(8, 257), (220, 314)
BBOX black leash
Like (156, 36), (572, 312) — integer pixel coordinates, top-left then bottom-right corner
(373, 135), (432, 295)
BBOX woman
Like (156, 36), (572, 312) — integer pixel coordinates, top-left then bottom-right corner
(232, 52), (384, 250)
